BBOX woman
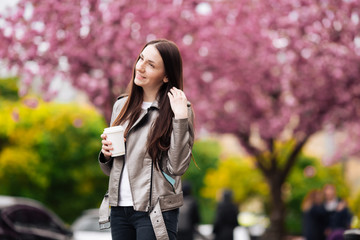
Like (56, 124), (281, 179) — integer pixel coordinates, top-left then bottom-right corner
(301, 189), (326, 240)
(99, 39), (194, 240)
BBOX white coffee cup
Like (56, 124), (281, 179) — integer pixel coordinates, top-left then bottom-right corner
(103, 126), (125, 157)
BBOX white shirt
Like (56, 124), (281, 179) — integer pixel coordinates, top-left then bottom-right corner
(325, 199), (339, 211)
(141, 101), (152, 109)
(118, 101), (153, 206)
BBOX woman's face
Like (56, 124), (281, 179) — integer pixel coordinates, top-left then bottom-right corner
(324, 185), (336, 201)
(134, 44), (167, 95)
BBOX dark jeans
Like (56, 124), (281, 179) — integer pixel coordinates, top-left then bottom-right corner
(178, 230), (194, 240)
(110, 206), (179, 240)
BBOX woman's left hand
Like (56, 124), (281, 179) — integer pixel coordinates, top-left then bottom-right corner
(168, 87), (188, 119)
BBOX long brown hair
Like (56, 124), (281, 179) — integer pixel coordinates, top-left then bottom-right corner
(112, 39), (184, 168)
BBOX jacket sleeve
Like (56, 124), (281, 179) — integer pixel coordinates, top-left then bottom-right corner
(166, 103), (195, 176)
(98, 98), (124, 176)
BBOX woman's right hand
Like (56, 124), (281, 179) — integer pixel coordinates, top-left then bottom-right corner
(101, 133), (113, 160)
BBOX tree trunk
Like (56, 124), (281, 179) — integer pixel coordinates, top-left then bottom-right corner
(104, 78), (116, 125)
(261, 173), (286, 240)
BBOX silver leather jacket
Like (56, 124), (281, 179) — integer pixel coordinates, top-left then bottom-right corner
(99, 96), (194, 213)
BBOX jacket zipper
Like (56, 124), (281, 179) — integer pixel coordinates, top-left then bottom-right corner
(117, 142), (126, 206)
(148, 160), (154, 214)
(122, 108), (154, 211)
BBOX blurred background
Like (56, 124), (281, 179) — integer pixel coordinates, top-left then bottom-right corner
(1, 0), (360, 240)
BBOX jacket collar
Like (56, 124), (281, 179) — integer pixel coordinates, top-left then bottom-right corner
(126, 98), (159, 137)
(118, 94), (160, 110)
(149, 97), (160, 110)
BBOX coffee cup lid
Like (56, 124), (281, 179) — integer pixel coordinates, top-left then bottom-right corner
(104, 126), (124, 133)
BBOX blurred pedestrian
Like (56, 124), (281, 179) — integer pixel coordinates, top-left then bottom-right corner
(322, 184), (352, 240)
(301, 189), (326, 240)
(99, 39), (195, 240)
(178, 181), (200, 240)
(213, 189), (239, 240)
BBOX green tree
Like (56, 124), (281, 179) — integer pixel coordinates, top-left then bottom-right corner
(200, 153), (269, 224)
(182, 139), (221, 223)
(0, 77), (19, 101)
(183, 139), (220, 199)
(0, 96), (108, 223)
(349, 191), (360, 228)
(200, 140), (350, 234)
(201, 156), (268, 204)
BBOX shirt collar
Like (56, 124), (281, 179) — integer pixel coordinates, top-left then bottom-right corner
(149, 98), (160, 109)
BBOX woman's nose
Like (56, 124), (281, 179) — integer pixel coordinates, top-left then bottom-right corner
(136, 61), (145, 72)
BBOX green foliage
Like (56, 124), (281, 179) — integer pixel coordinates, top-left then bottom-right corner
(349, 191), (360, 228)
(183, 139), (220, 199)
(0, 97), (108, 223)
(201, 156), (268, 203)
(0, 77), (19, 101)
(200, 153), (269, 224)
(182, 139), (220, 224)
(285, 154), (348, 234)
(196, 139), (349, 233)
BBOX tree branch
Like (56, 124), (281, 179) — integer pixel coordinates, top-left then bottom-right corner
(236, 131), (261, 156)
(269, 138), (277, 172)
(237, 132), (271, 176)
(255, 154), (271, 177)
(280, 135), (309, 183)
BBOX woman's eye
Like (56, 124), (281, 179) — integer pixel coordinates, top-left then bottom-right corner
(149, 63), (155, 68)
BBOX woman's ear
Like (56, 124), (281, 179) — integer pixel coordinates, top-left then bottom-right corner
(163, 76), (168, 83)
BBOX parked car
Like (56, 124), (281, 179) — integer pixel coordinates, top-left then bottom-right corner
(0, 195), (73, 240)
(71, 209), (111, 240)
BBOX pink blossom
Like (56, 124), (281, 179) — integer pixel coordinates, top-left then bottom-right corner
(0, 0), (359, 162)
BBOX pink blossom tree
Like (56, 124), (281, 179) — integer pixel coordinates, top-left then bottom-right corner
(0, 0), (204, 122)
(1, 0), (360, 239)
(192, 0), (360, 239)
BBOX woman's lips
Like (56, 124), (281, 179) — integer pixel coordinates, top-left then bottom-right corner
(136, 73), (145, 80)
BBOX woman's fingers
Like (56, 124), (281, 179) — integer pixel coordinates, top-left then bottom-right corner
(102, 144), (113, 151)
(101, 148), (112, 157)
(100, 133), (114, 161)
(167, 91), (173, 99)
(169, 87), (187, 99)
(101, 134), (113, 157)
(101, 134), (112, 149)
(168, 87), (188, 119)
(101, 138), (112, 145)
